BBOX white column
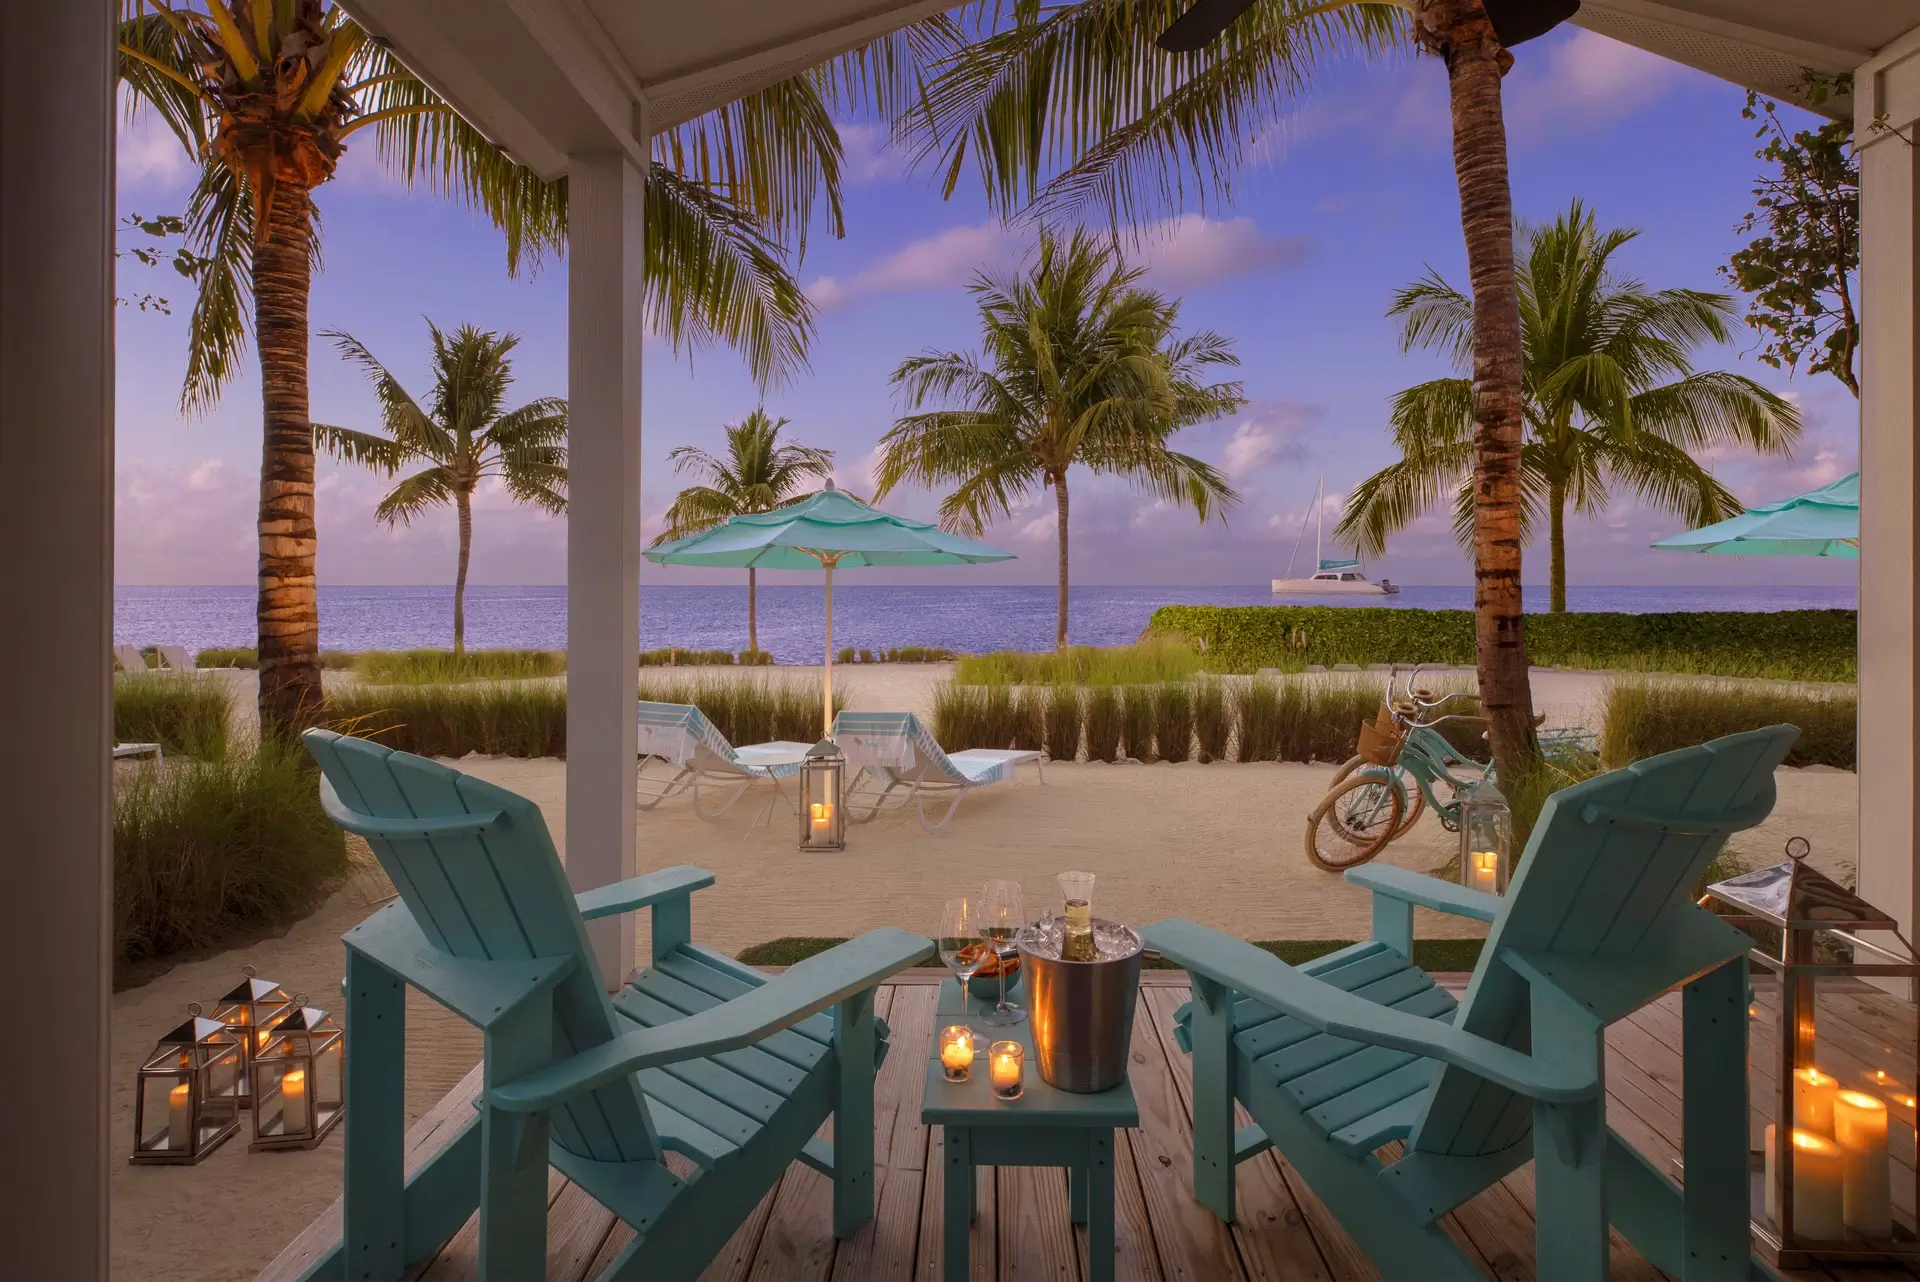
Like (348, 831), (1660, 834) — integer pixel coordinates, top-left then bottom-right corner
(0, 0), (114, 1270)
(1857, 28), (1920, 974)
(566, 148), (646, 986)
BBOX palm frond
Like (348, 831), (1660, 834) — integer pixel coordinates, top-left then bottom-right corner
(1627, 371), (1801, 454)
(655, 485), (748, 543)
(372, 467), (457, 527)
(117, 8), (208, 155)
(179, 159), (254, 415)
(1334, 439), (1474, 557)
(324, 329), (455, 461)
(313, 423), (407, 472)
(1593, 431), (1743, 527)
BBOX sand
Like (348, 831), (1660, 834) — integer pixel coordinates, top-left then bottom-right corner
(113, 662), (1859, 1279)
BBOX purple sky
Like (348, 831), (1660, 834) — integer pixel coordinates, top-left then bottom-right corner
(112, 26), (1860, 592)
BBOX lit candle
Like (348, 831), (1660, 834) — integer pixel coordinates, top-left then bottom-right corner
(939, 1026), (975, 1083)
(989, 1040), (1023, 1101)
(1469, 850), (1499, 892)
(809, 802), (832, 838)
(1794, 1067), (1839, 1136)
(1765, 1125), (1847, 1239)
(167, 1082), (192, 1151)
(280, 1068), (308, 1134)
(1834, 1091), (1892, 1237)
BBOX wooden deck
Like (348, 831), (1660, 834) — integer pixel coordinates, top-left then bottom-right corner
(261, 972), (1920, 1282)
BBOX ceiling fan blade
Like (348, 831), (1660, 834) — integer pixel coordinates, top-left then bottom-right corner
(1482, 0), (1580, 48)
(1156, 0), (1263, 53)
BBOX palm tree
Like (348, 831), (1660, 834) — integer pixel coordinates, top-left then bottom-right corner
(1339, 202), (1801, 612)
(652, 412), (836, 653)
(315, 323), (568, 654)
(116, 0), (934, 735)
(873, 229), (1243, 649)
(900, 0), (1571, 778)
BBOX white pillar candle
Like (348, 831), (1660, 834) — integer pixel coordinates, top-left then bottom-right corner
(167, 1082), (191, 1151)
(1795, 1067), (1839, 1136)
(1835, 1091), (1893, 1238)
(809, 802), (832, 839)
(280, 1068), (308, 1135)
(1468, 850), (1499, 893)
(1768, 1127), (1847, 1239)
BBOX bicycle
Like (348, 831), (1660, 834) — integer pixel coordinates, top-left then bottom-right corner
(1303, 666), (1600, 872)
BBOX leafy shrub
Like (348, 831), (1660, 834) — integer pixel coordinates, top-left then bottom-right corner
(113, 738), (347, 966)
(115, 674), (231, 758)
(1233, 679), (1282, 761)
(195, 646), (257, 669)
(1150, 605), (1857, 682)
(1155, 683), (1194, 763)
(1044, 684), (1082, 761)
(1120, 686), (1157, 762)
(1601, 677), (1855, 770)
(355, 648), (566, 684)
(1085, 686), (1122, 762)
(1194, 679), (1229, 762)
(638, 647), (737, 667)
(956, 640), (1205, 687)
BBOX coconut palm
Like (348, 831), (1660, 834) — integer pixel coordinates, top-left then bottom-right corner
(873, 229), (1243, 649)
(652, 412), (836, 653)
(901, 0), (1568, 777)
(1338, 202), (1801, 612)
(315, 323), (567, 654)
(116, 0), (942, 735)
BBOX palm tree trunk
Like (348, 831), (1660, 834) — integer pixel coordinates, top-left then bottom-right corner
(1418, 0), (1538, 782)
(748, 566), (758, 653)
(454, 490), (472, 655)
(1548, 480), (1567, 614)
(1054, 472), (1071, 650)
(254, 183), (322, 738)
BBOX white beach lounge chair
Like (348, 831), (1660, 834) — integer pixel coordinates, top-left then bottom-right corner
(112, 644), (148, 673)
(634, 700), (811, 821)
(155, 644), (194, 673)
(831, 709), (1043, 832)
(113, 742), (163, 763)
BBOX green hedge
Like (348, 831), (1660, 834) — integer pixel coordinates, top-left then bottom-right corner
(1149, 605), (1856, 682)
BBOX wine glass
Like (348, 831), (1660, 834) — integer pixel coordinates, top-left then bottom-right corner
(980, 879), (1027, 1026)
(938, 897), (985, 1007)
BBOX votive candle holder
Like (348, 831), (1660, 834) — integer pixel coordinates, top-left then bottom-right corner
(989, 1040), (1024, 1101)
(939, 1026), (975, 1083)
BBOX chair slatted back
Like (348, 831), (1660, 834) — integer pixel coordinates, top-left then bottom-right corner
(833, 710), (967, 784)
(1409, 725), (1796, 1158)
(636, 700), (736, 772)
(304, 729), (661, 1165)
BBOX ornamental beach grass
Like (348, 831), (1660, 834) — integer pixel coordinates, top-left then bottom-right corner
(1084, 686), (1122, 763)
(1193, 678), (1230, 761)
(1601, 677), (1856, 770)
(1043, 684), (1082, 761)
(115, 673), (232, 759)
(1120, 686), (1158, 762)
(1154, 683), (1194, 763)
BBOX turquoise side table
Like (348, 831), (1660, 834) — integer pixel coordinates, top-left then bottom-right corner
(920, 979), (1139, 1282)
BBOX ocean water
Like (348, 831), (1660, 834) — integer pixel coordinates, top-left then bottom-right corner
(114, 583), (1860, 665)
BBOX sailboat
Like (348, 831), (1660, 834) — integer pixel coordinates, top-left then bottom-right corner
(1271, 475), (1401, 596)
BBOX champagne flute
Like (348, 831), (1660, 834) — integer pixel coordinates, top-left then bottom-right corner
(938, 897), (985, 1007)
(980, 879), (1026, 1026)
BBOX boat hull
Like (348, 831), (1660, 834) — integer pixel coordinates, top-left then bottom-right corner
(1271, 578), (1397, 595)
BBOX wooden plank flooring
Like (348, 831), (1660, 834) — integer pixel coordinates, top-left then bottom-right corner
(258, 973), (1920, 1282)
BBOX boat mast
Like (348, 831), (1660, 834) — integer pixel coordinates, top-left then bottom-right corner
(1314, 474), (1323, 571)
(1281, 478), (1314, 581)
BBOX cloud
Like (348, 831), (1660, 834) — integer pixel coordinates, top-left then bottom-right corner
(806, 221), (1019, 311)
(1218, 400), (1321, 478)
(117, 107), (193, 189)
(837, 121), (910, 186)
(1134, 215), (1315, 290)
(1519, 29), (1688, 124)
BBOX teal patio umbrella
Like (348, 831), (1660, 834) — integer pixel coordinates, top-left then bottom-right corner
(644, 482), (1015, 737)
(1651, 472), (1858, 559)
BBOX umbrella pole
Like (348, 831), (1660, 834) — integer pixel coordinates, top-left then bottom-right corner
(823, 561), (834, 740)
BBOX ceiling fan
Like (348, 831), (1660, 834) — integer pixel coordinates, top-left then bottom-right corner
(1155, 0), (1580, 54)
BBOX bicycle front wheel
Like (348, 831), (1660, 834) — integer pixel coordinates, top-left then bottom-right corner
(1329, 755), (1424, 841)
(1305, 771), (1407, 871)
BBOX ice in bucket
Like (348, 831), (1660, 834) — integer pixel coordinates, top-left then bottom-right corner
(1058, 871), (1097, 962)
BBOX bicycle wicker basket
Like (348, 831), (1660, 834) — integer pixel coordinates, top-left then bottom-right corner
(1356, 709), (1406, 767)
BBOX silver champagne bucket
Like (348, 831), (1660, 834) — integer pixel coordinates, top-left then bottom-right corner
(1017, 919), (1143, 1092)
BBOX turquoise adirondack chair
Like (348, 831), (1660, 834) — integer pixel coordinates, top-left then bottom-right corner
(1147, 726), (1798, 1282)
(301, 729), (934, 1281)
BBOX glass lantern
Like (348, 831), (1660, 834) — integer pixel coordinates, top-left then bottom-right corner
(1458, 779), (1511, 895)
(250, 1000), (344, 1152)
(210, 965), (294, 1109)
(130, 1007), (243, 1165)
(1704, 839), (1920, 1266)
(798, 738), (845, 851)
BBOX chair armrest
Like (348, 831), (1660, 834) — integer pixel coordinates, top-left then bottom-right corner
(345, 903), (578, 1030)
(487, 928), (934, 1112)
(1345, 865), (1500, 923)
(320, 779), (505, 841)
(575, 866), (716, 920)
(1144, 918), (1596, 1104)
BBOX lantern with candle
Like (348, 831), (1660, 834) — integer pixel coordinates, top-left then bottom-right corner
(798, 739), (845, 851)
(209, 965), (294, 1109)
(1705, 838), (1920, 1265)
(1458, 780), (1511, 896)
(130, 1006), (243, 1165)
(249, 999), (343, 1151)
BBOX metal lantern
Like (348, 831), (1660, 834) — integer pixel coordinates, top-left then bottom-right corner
(130, 1007), (243, 1165)
(1458, 779), (1512, 895)
(798, 738), (845, 851)
(210, 965), (294, 1109)
(249, 1001), (343, 1152)
(1705, 839), (1920, 1266)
